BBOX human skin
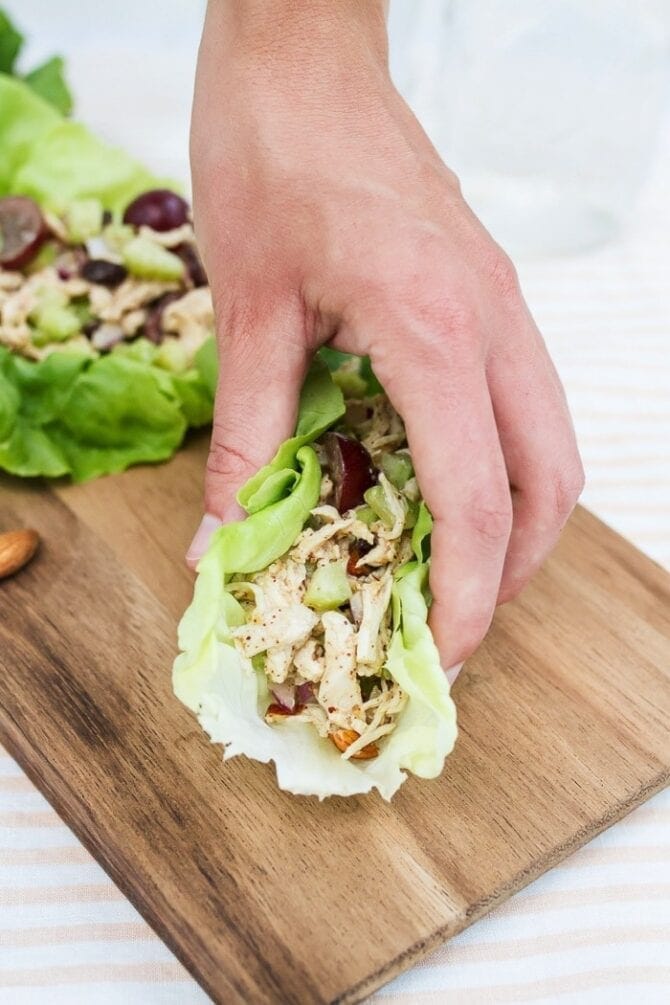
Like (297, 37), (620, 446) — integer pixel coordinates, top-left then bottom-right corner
(187, 0), (584, 672)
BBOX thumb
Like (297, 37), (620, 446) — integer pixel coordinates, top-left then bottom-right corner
(187, 299), (308, 566)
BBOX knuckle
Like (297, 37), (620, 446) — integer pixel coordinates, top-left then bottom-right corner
(207, 421), (260, 485)
(439, 295), (480, 339)
(466, 498), (513, 546)
(443, 165), (463, 195)
(486, 249), (521, 303)
(551, 463), (586, 520)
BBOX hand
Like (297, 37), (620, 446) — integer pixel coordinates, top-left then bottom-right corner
(187, 0), (584, 670)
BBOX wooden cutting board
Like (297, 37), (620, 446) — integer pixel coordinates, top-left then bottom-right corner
(1, 432), (669, 1005)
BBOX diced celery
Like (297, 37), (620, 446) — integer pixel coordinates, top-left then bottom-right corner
(102, 222), (134, 253)
(304, 561), (351, 611)
(355, 504), (377, 526)
(364, 485), (396, 529)
(122, 236), (184, 281)
(332, 367), (368, 398)
(29, 285), (68, 315)
(31, 304), (81, 344)
(25, 241), (57, 274)
(70, 296), (92, 327)
(112, 336), (157, 365)
(155, 338), (190, 373)
(65, 199), (104, 242)
(404, 499), (419, 529)
(381, 452), (414, 489)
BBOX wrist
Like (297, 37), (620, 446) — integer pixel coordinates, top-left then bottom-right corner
(203, 0), (389, 78)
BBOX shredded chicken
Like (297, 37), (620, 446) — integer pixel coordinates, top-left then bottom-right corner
(232, 605), (317, 658)
(98, 279), (177, 323)
(360, 397), (407, 458)
(233, 390), (422, 760)
(293, 639), (325, 682)
(355, 574), (393, 670)
(138, 223), (194, 248)
(317, 611), (362, 726)
(291, 516), (355, 563)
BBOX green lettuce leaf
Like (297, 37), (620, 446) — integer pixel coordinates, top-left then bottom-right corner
(9, 120), (169, 214)
(172, 337), (218, 428)
(0, 343), (216, 482)
(50, 355), (187, 481)
(237, 356), (345, 513)
(318, 346), (383, 396)
(0, 9), (72, 113)
(0, 10), (22, 75)
(0, 74), (173, 211)
(23, 56), (73, 115)
(0, 348), (87, 476)
(0, 75), (60, 192)
(173, 364), (456, 800)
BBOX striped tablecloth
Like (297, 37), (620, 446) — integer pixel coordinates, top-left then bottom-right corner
(2, 4), (669, 1002)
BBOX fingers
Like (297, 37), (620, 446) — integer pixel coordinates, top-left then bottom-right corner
(383, 357), (513, 668)
(487, 312), (584, 604)
(187, 297), (308, 566)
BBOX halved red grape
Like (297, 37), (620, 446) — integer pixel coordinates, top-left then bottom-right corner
(143, 291), (182, 344)
(346, 540), (373, 577)
(175, 242), (207, 287)
(80, 258), (127, 287)
(0, 196), (47, 270)
(324, 432), (377, 513)
(122, 189), (189, 232)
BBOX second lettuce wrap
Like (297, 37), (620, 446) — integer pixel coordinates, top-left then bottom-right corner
(0, 70), (216, 481)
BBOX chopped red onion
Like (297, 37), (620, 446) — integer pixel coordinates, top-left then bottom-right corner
(271, 682), (296, 711)
(295, 681), (316, 705)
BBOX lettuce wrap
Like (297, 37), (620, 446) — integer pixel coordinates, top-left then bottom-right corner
(174, 357), (457, 799)
(0, 68), (216, 481)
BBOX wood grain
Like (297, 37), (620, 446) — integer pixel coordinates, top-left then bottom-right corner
(1, 448), (669, 1004)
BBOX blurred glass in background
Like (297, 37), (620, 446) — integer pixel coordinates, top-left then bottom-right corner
(389, 0), (670, 257)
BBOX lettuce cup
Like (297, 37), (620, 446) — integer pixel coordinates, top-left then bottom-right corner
(174, 356), (457, 799)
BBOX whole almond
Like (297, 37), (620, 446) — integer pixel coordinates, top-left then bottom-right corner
(0, 529), (40, 579)
(329, 728), (379, 760)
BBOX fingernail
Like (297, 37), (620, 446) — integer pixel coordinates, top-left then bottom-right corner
(186, 513), (223, 568)
(445, 662), (463, 686)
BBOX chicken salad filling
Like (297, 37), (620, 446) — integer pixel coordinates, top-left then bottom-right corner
(0, 189), (213, 372)
(229, 393), (422, 761)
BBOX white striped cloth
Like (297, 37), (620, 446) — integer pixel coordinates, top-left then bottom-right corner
(2, 3), (669, 1002)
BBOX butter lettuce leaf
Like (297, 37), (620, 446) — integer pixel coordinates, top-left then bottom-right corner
(22, 56), (73, 116)
(0, 9), (72, 113)
(0, 74), (173, 211)
(237, 357), (345, 513)
(0, 10), (22, 75)
(0, 343), (216, 481)
(9, 119), (168, 214)
(0, 75), (60, 192)
(174, 363), (456, 800)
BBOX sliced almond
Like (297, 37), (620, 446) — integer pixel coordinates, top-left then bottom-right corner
(0, 528), (40, 579)
(330, 728), (379, 760)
